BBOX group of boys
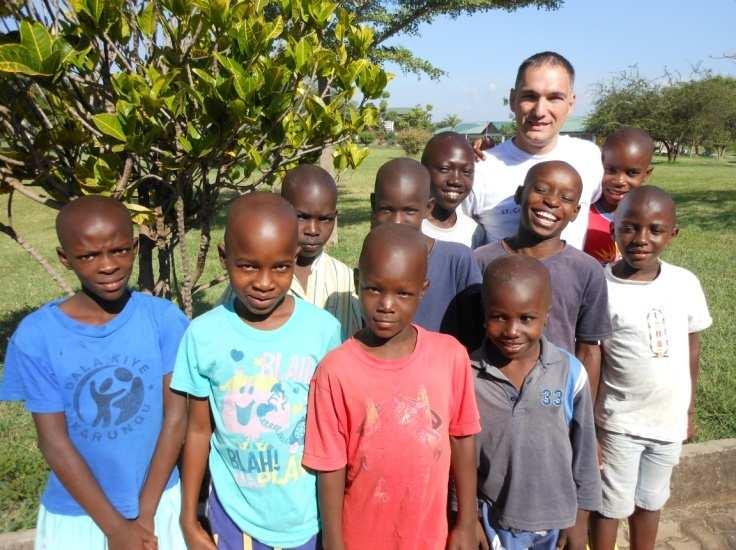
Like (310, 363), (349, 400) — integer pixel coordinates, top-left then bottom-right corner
(0, 51), (712, 550)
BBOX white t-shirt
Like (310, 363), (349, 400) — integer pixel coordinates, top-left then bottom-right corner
(421, 211), (486, 249)
(595, 261), (712, 442)
(464, 135), (603, 249)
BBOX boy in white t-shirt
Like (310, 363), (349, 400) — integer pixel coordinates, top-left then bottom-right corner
(591, 186), (712, 550)
(421, 132), (486, 249)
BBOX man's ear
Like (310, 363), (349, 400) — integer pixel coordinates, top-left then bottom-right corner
(217, 242), (227, 269)
(568, 92), (576, 112)
(513, 185), (524, 205)
(57, 247), (71, 269)
(509, 88), (516, 109)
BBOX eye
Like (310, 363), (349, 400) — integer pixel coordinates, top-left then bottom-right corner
(273, 264), (291, 272)
(521, 315), (536, 323)
(626, 170), (641, 177)
(113, 247), (131, 255)
(561, 194), (576, 203)
(79, 254), (96, 261)
(297, 213), (309, 220)
(405, 208), (418, 214)
(237, 263), (257, 271)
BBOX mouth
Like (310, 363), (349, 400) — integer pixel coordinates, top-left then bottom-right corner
(301, 241), (322, 250)
(246, 294), (278, 310)
(98, 277), (126, 293)
(440, 190), (464, 203)
(531, 208), (559, 228)
(625, 249), (652, 261)
(372, 318), (398, 330)
(498, 340), (525, 354)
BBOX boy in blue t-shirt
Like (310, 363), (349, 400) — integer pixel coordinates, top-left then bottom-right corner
(0, 196), (189, 549)
(172, 193), (341, 550)
(370, 157), (482, 342)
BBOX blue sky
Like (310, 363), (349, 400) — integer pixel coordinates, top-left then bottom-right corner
(382, 0), (736, 123)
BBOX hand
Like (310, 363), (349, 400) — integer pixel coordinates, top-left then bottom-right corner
(107, 520), (157, 550)
(446, 522), (480, 550)
(686, 411), (697, 442)
(557, 511), (589, 550)
(135, 514), (156, 550)
(182, 520), (217, 550)
(476, 518), (490, 550)
(472, 137), (492, 161)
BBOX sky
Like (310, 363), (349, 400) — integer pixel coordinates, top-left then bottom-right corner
(382, 0), (736, 123)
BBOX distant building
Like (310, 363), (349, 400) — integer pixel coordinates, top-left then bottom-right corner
(435, 116), (596, 144)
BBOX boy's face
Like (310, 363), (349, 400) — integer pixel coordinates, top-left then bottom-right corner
(220, 223), (297, 317)
(614, 198), (678, 272)
(425, 142), (475, 211)
(510, 64), (575, 152)
(371, 180), (432, 230)
(484, 282), (548, 360)
(517, 165), (581, 239)
(601, 142), (653, 208)
(359, 249), (428, 341)
(286, 183), (337, 260)
(57, 215), (137, 302)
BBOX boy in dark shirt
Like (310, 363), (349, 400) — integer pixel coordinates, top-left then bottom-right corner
(371, 157), (482, 338)
(472, 255), (601, 550)
(473, 160), (611, 399)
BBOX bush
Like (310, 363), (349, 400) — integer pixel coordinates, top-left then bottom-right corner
(396, 128), (432, 156)
(359, 131), (376, 145)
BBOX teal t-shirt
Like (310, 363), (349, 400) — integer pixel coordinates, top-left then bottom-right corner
(171, 297), (341, 547)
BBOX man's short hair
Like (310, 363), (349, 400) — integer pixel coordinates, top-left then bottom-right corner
(514, 51), (575, 89)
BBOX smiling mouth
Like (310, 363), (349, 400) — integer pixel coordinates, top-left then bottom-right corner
(442, 190), (464, 202)
(531, 209), (559, 228)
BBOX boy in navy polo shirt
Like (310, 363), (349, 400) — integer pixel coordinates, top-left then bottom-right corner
(471, 255), (600, 550)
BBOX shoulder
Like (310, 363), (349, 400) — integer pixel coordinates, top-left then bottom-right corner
(659, 261), (702, 286)
(314, 339), (357, 379)
(132, 292), (187, 321)
(474, 142), (515, 172)
(544, 340), (588, 394)
(321, 252), (354, 278)
(472, 240), (505, 264)
(8, 302), (56, 349)
(559, 135), (601, 158)
(295, 299), (342, 334)
(187, 303), (229, 333)
(419, 328), (469, 361)
(435, 239), (473, 260)
(557, 246), (606, 278)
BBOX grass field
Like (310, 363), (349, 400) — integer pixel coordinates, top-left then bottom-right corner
(0, 147), (734, 531)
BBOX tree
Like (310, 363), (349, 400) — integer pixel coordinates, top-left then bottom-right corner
(396, 127), (432, 155)
(385, 104), (433, 131)
(344, 1), (562, 79)
(434, 114), (461, 130)
(585, 70), (736, 162)
(0, 0), (388, 317)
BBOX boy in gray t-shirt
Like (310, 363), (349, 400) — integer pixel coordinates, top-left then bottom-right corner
(472, 255), (600, 550)
(473, 160), (611, 400)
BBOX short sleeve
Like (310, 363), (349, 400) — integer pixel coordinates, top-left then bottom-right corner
(576, 262), (613, 342)
(169, 328), (210, 398)
(157, 302), (189, 375)
(470, 223), (487, 250)
(302, 360), (348, 471)
(1, 339), (64, 413)
(460, 249), (483, 289)
(686, 273), (712, 333)
(449, 344), (481, 437)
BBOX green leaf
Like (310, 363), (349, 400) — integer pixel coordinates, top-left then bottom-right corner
(0, 44), (48, 75)
(292, 37), (312, 72)
(192, 68), (217, 86)
(20, 21), (53, 65)
(138, 1), (156, 37)
(85, 0), (104, 24)
(92, 113), (127, 142)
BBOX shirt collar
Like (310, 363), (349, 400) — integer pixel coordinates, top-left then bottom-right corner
(470, 336), (564, 375)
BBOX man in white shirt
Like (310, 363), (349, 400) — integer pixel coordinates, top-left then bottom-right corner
(466, 51), (602, 249)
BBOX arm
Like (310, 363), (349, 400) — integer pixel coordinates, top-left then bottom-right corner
(180, 397), (216, 550)
(318, 468), (347, 550)
(575, 341), (601, 404)
(137, 374), (187, 530)
(687, 332), (701, 441)
(33, 413), (154, 550)
(447, 435), (479, 550)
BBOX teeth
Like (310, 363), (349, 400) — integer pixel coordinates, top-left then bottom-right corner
(444, 191), (460, 200)
(534, 210), (557, 221)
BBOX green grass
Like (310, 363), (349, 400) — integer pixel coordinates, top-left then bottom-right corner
(0, 148), (733, 531)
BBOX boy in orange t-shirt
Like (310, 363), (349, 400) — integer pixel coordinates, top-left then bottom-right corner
(303, 223), (481, 550)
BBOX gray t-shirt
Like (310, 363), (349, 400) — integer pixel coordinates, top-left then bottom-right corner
(471, 337), (601, 531)
(473, 241), (612, 352)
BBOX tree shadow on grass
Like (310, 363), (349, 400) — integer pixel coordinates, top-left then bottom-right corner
(0, 307), (34, 365)
(670, 188), (736, 231)
(337, 195), (372, 228)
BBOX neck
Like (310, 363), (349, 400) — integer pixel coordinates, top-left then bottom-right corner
(428, 204), (457, 227)
(235, 294), (293, 329)
(81, 287), (130, 316)
(611, 259), (661, 282)
(296, 253), (320, 268)
(505, 229), (564, 260)
(356, 324), (417, 360)
(596, 196), (617, 213)
(512, 133), (559, 156)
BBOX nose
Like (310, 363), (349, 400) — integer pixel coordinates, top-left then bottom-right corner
(532, 98), (546, 118)
(253, 270), (275, 291)
(377, 293), (394, 312)
(390, 212), (403, 225)
(98, 253), (117, 273)
(632, 228), (648, 245)
(304, 218), (319, 236)
(448, 168), (461, 185)
(502, 319), (520, 338)
(543, 191), (561, 208)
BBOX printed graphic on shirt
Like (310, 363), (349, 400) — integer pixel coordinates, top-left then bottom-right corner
(540, 388), (563, 407)
(647, 308), (670, 358)
(219, 350), (316, 489)
(65, 355), (152, 442)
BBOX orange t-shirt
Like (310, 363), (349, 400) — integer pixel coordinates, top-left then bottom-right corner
(584, 203), (618, 265)
(303, 326), (481, 550)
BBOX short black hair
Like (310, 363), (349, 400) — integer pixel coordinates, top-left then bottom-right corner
(515, 51), (575, 89)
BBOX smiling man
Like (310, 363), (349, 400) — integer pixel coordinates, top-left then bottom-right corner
(466, 51), (603, 249)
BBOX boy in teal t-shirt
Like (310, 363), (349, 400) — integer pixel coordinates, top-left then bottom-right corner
(171, 193), (341, 549)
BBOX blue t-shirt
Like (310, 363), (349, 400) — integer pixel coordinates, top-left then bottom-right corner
(0, 291), (188, 517)
(170, 297), (341, 548)
(414, 239), (483, 333)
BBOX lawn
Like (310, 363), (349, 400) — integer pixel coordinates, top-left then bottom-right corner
(0, 147), (734, 531)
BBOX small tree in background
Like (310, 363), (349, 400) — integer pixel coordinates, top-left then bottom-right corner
(0, 0), (388, 316)
(396, 127), (432, 155)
